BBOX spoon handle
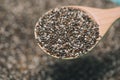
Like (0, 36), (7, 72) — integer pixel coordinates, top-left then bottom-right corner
(98, 7), (120, 35)
(106, 7), (120, 20)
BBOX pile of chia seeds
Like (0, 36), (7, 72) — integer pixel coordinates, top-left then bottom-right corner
(35, 7), (99, 58)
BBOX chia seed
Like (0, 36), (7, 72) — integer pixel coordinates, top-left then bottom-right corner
(34, 7), (100, 59)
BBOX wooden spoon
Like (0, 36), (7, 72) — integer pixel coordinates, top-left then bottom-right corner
(35, 6), (120, 59)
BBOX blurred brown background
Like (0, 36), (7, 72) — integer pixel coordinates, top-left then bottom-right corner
(0, 0), (120, 80)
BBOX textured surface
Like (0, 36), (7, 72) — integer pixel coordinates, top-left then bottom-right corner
(0, 0), (120, 80)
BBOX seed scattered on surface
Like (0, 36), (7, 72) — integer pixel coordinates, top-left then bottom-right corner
(35, 7), (100, 59)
